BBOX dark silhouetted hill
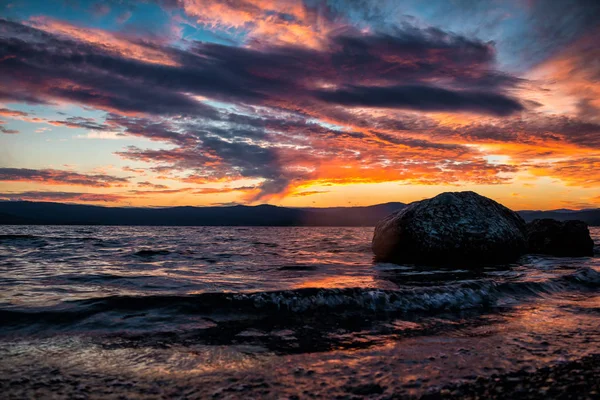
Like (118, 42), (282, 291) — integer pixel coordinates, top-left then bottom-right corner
(0, 201), (598, 226)
(0, 201), (406, 226)
(519, 209), (600, 226)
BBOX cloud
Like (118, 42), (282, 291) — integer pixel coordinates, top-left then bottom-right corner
(75, 132), (128, 140)
(291, 190), (329, 197)
(48, 117), (108, 130)
(0, 108), (29, 118)
(0, 107), (46, 124)
(315, 84), (524, 116)
(1, 2), (599, 205)
(136, 181), (169, 189)
(116, 136), (296, 200)
(0, 16), (532, 200)
(0, 168), (129, 187)
(529, 157), (600, 188)
(127, 188), (191, 195)
(0, 19), (218, 116)
(430, 114), (600, 150)
(0, 126), (19, 134)
(193, 186), (256, 194)
(528, 28), (600, 123)
(122, 166), (146, 174)
(29, 17), (178, 66)
(177, 0), (328, 47)
(0, 18), (522, 117)
(520, 0), (600, 68)
(0, 191), (125, 202)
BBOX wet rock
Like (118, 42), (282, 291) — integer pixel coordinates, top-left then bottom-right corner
(403, 379), (422, 388)
(420, 354), (600, 400)
(343, 383), (384, 395)
(526, 219), (594, 257)
(134, 249), (170, 257)
(372, 191), (527, 265)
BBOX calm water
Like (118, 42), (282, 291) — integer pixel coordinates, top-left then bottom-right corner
(0, 225), (599, 397)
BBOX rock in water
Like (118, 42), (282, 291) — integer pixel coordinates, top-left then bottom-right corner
(526, 219), (594, 257)
(372, 191), (527, 265)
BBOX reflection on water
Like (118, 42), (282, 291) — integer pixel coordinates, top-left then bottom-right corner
(0, 226), (380, 306)
(1, 226), (597, 306)
(1, 293), (598, 398)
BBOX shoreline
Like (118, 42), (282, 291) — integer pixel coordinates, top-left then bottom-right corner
(421, 354), (600, 400)
(1, 354), (599, 399)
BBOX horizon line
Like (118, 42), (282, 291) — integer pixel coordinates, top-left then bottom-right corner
(1, 199), (598, 213)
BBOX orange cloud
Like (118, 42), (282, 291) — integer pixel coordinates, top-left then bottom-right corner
(0, 108), (28, 118)
(290, 190), (329, 197)
(127, 188), (192, 195)
(194, 186), (256, 195)
(0, 191), (126, 203)
(28, 17), (178, 66)
(137, 181), (169, 189)
(528, 157), (600, 188)
(0, 108), (46, 124)
(527, 30), (600, 120)
(181, 0), (330, 47)
(122, 166), (147, 175)
(0, 168), (129, 187)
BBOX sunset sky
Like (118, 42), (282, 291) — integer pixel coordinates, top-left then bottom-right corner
(1, 0), (599, 209)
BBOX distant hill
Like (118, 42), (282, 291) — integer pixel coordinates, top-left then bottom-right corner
(0, 201), (598, 226)
(519, 209), (600, 226)
(300, 202), (406, 226)
(0, 201), (406, 226)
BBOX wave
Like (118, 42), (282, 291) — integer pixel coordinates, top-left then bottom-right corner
(0, 234), (41, 240)
(2, 267), (599, 328)
(134, 249), (171, 257)
(0, 234), (103, 243)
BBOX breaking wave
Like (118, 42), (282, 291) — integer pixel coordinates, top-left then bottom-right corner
(2, 267), (598, 329)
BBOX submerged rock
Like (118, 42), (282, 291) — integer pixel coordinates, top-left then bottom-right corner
(134, 249), (170, 257)
(372, 191), (527, 265)
(526, 219), (594, 257)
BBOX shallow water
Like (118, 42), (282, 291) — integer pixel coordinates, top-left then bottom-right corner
(0, 225), (599, 397)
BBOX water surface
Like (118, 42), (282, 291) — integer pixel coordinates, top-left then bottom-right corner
(0, 225), (599, 397)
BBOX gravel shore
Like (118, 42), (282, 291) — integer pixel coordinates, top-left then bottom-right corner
(420, 354), (600, 400)
(1, 354), (599, 399)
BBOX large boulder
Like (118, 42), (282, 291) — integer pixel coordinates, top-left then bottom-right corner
(372, 191), (527, 265)
(526, 219), (594, 257)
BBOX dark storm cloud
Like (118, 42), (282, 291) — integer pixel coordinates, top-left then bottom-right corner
(0, 18), (523, 117)
(116, 136), (298, 200)
(371, 131), (473, 153)
(0, 19), (218, 117)
(315, 84), (524, 116)
(105, 114), (193, 145)
(0, 88), (50, 105)
(327, 25), (495, 69)
(426, 115), (600, 150)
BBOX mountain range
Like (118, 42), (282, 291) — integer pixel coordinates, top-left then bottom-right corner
(0, 201), (599, 226)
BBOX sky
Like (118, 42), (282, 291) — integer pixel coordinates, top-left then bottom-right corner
(0, 0), (599, 210)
